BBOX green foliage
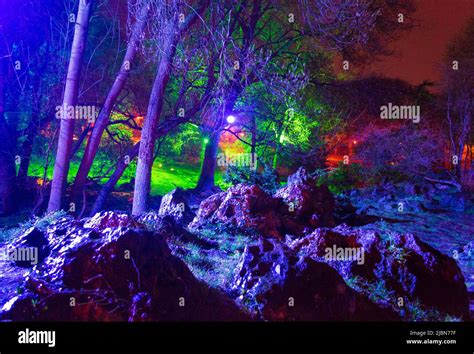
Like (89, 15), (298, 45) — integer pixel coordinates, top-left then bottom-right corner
(160, 123), (202, 162)
(223, 164), (280, 194)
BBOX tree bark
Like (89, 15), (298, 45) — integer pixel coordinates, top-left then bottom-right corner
(91, 143), (140, 215)
(0, 116), (17, 215)
(47, 0), (93, 212)
(195, 131), (220, 191)
(131, 0), (211, 215)
(0, 46), (16, 215)
(132, 34), (177, 215)
(194, 93), (240, 192)
(17, 114), (38, 185)
(71, 3), (149, 206)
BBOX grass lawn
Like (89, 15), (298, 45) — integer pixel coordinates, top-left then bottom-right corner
(28, 157), (226, 197)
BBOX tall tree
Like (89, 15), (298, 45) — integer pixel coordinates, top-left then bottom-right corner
(132, 0), (209, 215)
(442, 17), (474, 185)
(48, 0), (94, 212)
(0, 0), (69, 214)
(194, 0), (416, 190)
(70, 2), (149, 206)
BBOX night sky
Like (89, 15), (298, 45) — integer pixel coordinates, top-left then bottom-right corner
(366, 0), (474, 87)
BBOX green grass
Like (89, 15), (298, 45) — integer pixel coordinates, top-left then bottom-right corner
(344, 275), (461, 321)
(0, 210), (67, 243)
(148, 158), (225, 195)
(28, 156), (226, 197)
(166, 224), (251, 291)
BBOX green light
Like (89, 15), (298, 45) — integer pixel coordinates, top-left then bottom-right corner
(203, 138), (209, 144)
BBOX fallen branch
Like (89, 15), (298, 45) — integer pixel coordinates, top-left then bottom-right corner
(423, 176), (462, 192)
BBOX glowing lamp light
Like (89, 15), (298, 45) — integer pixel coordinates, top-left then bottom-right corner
(203, 138), (209, 144)
(226, 115), (236, 124)
(353, 140), (357, 145)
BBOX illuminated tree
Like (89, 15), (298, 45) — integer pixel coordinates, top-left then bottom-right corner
(48, 0), (94, 212)
(131, 0), (210, 215)
(442, 17), (474, 186)
(70, 0), (150, 206)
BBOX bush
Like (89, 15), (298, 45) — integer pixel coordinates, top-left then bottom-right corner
(223, 165), (280, 194)
(354, 125), (443, 183)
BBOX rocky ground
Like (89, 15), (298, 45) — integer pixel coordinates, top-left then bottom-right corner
(345, 182), (474, 314)
(0, 168), (472, 321)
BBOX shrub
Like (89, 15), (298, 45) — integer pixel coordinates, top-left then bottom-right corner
(223, 164), (280, 194)
(354, 125), (443, 183)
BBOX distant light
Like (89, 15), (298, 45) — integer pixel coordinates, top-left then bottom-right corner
(203, 138), (209, 144)
(226, 115), (236, 124)
(353, 140), (357, 145)
(159, 163), (163, 168)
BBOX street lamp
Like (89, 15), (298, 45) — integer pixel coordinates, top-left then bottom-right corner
(226, 115), (236, 124)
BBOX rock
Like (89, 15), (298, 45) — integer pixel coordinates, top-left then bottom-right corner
(232, 238), (398, 321)
(2, 288), (124, 322)
(275, 167), (335, 228)
(334, 194), (358, 224)
(286, 166), (312, 185)
(288, 225), (470, 319)
(190, 170), (336, 238)
(1, 212), (249, 321)
(158, 188), (195, 225)
(83, 211), (141, 229)
(7, 228), (50, 267)
(190, 184), (288, 238)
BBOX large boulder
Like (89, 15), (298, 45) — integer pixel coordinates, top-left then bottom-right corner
(275, 167), (335, 228)
(190, 184), (289, 238)
(232, 238), (399, 321)
(1, 211), (249, 321)
(158, 188), (195, 225)
(190, 170), (336, 239)
(288, 225), (470, 319)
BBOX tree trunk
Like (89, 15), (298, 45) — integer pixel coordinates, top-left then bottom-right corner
(194, 92), (240, 192)
(195, 132), (219, 191)
(17, 114), (38, 186)
(47, 0), (93, 212)
(91, 143), (140, 215)
(132, 34), (178, 215)
(0, 49), (16, 215)
(251, 114), (257, 166)
(71, 4), (148, 206)
(0, 117), (16, 215)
